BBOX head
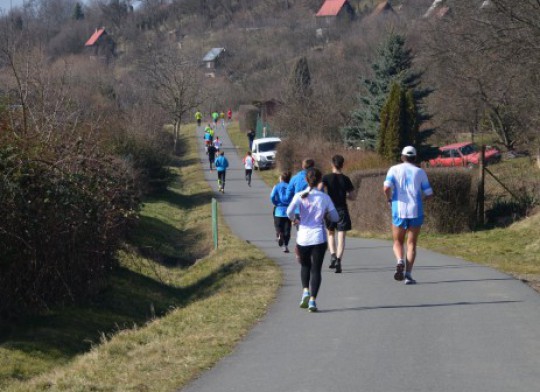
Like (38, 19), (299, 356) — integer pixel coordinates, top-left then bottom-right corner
(305, 168), (322, 188)
(302, 158), (315, 170)
(247, 151), (252, 156)
(220, 151), (225, 156)
(401, 146), (417, 163)
(216, 137), (219, 140)
(280, 170), (291, 183)
(331, 154), (345, 170)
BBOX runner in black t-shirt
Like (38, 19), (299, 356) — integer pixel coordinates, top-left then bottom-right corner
(319, 155), (355, 273)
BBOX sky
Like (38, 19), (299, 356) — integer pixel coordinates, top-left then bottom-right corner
(0, 0), (25, 12)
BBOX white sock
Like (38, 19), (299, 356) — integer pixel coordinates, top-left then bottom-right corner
(397, 259), (404, 265)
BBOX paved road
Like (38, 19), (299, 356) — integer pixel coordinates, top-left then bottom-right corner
(183, 125), (540, 392)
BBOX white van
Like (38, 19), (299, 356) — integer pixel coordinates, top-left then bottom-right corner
(251, 137), (281, 169)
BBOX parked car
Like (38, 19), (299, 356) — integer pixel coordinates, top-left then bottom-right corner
(428, 142), (501, 168)
(251, 137), (281, 169)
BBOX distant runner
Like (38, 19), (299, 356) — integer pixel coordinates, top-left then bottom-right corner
(213, 136), (222, 152)
(195, 110), (202, 126)
(207, 144), (217, 171)
(212, 111), (219, 126)
(243, 151), (255, 187)
(215, 151), (229, 193)
(319, 155), (355, 274)
(383, 146), (433, 285)
(287, 168), (338, 312)
(203, 126), (213, 154)
(227, 108), (232, 122)
(247, 129), (255, 151)
(220, 111), (226, 128)
(270, 171), (292, 253)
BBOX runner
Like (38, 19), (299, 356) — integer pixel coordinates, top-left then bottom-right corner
(213, 136), (222, 152)
(270, 171), (292, 253)
(215, 151), (229, 193)
(212, 111), (219, 126)
(220, 111), (226, 129)
(247, 129), (255, 151)
(203, 126), (213, 154)
(383, 146), (433, 285)
(195, 109), (202, 127)
(227, 108), (232, 123)
(319, 155), (355, 274)
(243, 151), (255, 187)
(207, 143), (217, 171)
(287, 168), (338, 312)
(286, 158), (315, 219)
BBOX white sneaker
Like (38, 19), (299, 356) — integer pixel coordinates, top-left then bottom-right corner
(405, 276), (417, 285)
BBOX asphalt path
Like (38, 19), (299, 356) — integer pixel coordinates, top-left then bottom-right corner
(183, 125), (540, 392)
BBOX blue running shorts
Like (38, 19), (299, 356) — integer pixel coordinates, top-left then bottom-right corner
(392, 216), (424, 229)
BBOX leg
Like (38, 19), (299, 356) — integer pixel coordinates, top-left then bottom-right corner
(309, 243), (327, 299)
(392, 224), (407, 262)
(298, 245), (312, 291)
(327, 228), (336, 256)
(405, 226), (422, 273)
(221, 170), (226, 191)
(336, 231), (347, 260)
(282, 218), (291, 247)
(247, 170), (252, 186)
(392, 224), (407, 281)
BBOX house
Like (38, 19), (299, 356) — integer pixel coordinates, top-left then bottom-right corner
(368, 1), (398, 19)
(84, 28), (115, 59)
(202, 48), (226, 70)
(316, 0), (355, 25)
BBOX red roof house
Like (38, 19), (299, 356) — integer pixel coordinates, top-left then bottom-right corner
(316, 0), (355, 23)
(85, 28), (106, 47)
(84, 28), (116, 60)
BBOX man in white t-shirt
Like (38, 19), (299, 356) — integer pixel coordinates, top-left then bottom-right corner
(383, 146), (433, 285)
(242, 151), (255, 187)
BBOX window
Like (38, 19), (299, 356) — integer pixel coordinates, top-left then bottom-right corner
(258, 142), (280, 152)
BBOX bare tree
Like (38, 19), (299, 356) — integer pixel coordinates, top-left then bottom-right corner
(138, 42), (206, 153)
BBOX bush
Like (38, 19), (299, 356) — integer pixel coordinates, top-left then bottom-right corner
(0, 144), (139, 319)
(348, 168), (475, 234)
(113, 130), (174, 195)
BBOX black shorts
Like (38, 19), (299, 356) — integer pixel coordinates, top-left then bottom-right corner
(326, 208), (352, 232)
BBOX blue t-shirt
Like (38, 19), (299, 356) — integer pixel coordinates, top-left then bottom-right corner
(214, 156), (229, 172)
(286, 170), (308, 213)
(270, 182), (292, 217)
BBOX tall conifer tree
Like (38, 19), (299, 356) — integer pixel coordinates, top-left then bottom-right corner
(342, 33), (430, 149)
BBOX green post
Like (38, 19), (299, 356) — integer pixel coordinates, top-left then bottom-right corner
(212, 198), (218, 249)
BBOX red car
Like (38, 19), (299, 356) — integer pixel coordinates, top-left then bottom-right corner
(428, 142), (501, 168)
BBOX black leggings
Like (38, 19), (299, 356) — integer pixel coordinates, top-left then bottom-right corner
(297, 242), (327, 298)
(218, 171), (226, 189)
(273, 216), (291, 246)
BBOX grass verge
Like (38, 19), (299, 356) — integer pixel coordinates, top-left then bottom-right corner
(0, 124), (281, 391)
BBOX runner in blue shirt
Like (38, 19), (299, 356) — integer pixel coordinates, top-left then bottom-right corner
(270, 171), (292, 253)
(214, 151), (229, 193)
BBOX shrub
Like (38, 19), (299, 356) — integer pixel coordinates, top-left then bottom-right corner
(0, 143), (139, 319)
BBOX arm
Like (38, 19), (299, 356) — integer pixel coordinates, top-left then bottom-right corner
(270, 186), (278, 206)
(286, 195), (299, 221)
(326, 199), (339, 222)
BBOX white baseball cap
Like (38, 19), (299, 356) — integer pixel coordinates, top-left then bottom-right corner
(401, 146), (417, 157)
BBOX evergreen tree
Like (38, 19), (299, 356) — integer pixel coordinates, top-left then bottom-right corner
(73, 2), (85, 20)
(378, 82), (419, 162)
(342, 33), (431, 149)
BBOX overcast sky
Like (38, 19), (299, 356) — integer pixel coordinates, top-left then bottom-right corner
(0, 0), (25, 12)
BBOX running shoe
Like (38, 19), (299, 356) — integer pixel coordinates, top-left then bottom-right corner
(308, 300), (318, 312)
(405, 276), (417, 285)
(394, 262), (405, 281)
(329, 254), (338, 269)
(334, 260), (342, 273)
(299, 292), (310, 309)
(278, 234), (283, 247)
(283, 246), (290, 253)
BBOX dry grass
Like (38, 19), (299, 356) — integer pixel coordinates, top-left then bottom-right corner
(2, 124), (282, 392)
